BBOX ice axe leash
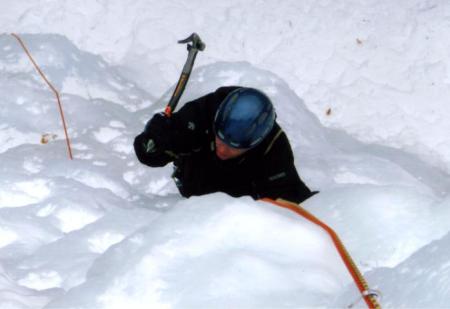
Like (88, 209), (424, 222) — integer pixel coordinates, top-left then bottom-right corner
(164, 33), (206, 117)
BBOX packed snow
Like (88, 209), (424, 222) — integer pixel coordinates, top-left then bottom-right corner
(2, 0), (450, 174)
(1, 1), (450, 308)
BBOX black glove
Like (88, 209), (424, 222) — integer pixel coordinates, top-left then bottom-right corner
(134, 130), (177, 166)
(143, 112), (200, 154)
(143, 112), (174, 149)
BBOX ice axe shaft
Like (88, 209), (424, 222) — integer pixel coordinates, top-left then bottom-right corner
(164, 33), (205, 117)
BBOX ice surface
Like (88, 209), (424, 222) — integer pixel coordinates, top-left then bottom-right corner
(2, 0), (450, 173)
(0, 26), (449, 309)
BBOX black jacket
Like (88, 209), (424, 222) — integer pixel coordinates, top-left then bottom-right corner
(134, 86), (314, 204)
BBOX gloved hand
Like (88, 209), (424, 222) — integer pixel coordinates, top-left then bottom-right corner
(144, 112), (174, 150)
(143, 112), (201, 154)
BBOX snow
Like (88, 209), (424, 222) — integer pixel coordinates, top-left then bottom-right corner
(3, 0), (450, 173)
(0, 179), (51, 208)
(45, 196), (350, 309)
(0, 228), (18, 249)
(0, 1), (449, 308)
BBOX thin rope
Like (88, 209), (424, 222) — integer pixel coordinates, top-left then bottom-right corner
(11, 33), (73, 160)
(261, 198), (381, 309)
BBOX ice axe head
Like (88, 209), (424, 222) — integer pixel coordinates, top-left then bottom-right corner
(178, 33), (205, 51)
(164, 33), (205, 117)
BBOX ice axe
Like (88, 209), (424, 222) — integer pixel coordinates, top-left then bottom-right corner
(164, 33), (205, 117)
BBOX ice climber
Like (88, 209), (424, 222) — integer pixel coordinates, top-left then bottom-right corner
(134, 86), (315, 204)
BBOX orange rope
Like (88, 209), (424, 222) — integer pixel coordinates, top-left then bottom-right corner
(261, 198), (381, 309)
(11, 33), (73, 160)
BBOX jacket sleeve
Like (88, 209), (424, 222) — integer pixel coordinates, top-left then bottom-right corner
(252, 131), (314, 204)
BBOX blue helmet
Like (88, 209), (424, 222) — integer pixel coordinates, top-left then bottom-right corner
(214, 88), (276, 149)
